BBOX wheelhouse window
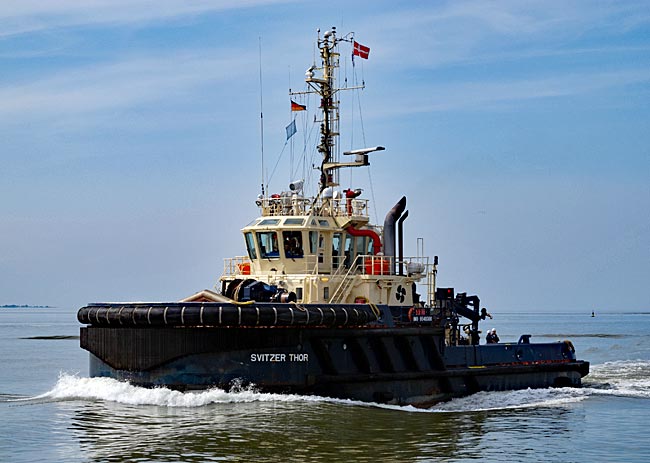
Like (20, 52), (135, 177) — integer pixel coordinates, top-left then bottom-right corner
(351, 236), (370, 267)
(309, 231), (319, 254)
(344, 234), (353, 267)
(283, 230), (304, 258)
(284, 218), (305, 226)
(355, 236), (370, 255)
(332, 233), (342, 268)
(257, 231), (280, 258)
(244, 232), (257, 259)
(258, 219), (281, 226)
(341, 234), (370, 267)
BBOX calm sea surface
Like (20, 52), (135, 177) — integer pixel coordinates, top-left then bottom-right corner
(1, 308), (649, 462)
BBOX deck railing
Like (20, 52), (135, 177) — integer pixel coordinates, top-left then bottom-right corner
(222, 256), (252, 276)
(221, 254), (429, 278)
(257, 195), (369, 219)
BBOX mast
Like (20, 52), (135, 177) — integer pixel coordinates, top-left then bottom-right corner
(291, 27), (383, 194)
(318, 28), (339, 190)
(259, 37), (265, 197)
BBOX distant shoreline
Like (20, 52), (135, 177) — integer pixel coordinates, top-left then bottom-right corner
(1, 304), (54, 308)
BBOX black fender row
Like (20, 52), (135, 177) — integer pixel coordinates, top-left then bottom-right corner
(78, 302), (383, 328)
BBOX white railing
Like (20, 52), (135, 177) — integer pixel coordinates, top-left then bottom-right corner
(258, 195), (369, 218)
(222, 254), (430, 280)
(328, 254), (364, 303)
(222, 256), (252, 276)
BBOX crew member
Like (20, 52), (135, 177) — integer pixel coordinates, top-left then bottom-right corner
(486, 328), (500, 344)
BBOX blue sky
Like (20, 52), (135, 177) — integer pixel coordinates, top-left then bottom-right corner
(1, 0), (648, 312)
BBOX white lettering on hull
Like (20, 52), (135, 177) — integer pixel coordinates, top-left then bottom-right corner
(250, 353), (309, 362)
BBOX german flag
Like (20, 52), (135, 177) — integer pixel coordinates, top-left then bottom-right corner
(291, 100), (307, 111)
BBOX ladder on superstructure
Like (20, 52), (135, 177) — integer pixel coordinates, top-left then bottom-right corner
(328, 255), (362, 303)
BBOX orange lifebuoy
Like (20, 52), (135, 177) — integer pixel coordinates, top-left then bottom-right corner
(408, 307), (415, 322)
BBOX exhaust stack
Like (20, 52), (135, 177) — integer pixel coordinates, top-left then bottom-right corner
(383, 196), (407, 275)
(397, 210), (409, 275)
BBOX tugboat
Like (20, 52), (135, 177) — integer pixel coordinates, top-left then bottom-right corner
(78, 28), (589, 406)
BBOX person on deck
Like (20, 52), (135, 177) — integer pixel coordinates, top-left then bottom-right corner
(486, 328), (500, 344)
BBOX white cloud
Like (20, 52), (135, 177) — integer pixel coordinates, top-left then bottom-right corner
(356, 0), (650, 69)
(0, 49), (253, 120)
(0, 0), (293, 37)
(371, 68), (650, 118)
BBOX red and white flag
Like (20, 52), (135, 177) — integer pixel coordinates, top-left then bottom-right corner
(353, 41), (370, 60)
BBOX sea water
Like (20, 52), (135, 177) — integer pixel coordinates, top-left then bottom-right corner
(1, 308), (649, 462)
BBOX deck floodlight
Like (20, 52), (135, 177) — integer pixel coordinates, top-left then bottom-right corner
(289, 179), (304, 192)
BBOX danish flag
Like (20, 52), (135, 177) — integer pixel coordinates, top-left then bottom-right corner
(353, 41), (370, 60)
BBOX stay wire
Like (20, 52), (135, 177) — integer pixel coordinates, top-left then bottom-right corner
(352, 55), (378, 224)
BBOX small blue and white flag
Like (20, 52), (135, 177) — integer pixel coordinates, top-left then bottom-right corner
(286, 119), (297, 141)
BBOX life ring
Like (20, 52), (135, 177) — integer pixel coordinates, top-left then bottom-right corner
(407, 307), (415, 322)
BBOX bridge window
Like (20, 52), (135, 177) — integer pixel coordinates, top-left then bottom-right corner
(344, 234), (353, 267)
(258, 231), (279, 258)
(259, 219), (280, 226)
(332, 233), (342, 268)
(309, 231), (318, 254)
(342, 235), (369, 268)
(355, 236), (370, 255)
(244, 232), (257, 259)
(283, 231), (304, 258)
(284, 218), (305, 226)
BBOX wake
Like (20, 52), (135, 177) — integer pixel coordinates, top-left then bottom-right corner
(10, 359), (649, 412)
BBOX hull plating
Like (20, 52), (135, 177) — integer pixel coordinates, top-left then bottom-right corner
(82, 325), (588, 406)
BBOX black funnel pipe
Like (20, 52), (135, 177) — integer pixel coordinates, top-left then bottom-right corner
(397, 210), (409, 275)
(383, 196), (406, 275)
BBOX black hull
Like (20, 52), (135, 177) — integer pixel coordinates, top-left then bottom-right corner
(81, 320), (589, 406)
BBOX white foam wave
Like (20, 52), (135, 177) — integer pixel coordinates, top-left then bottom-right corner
(428, 387), (588, 412)
(585, 360), (650, 398)
(380, 359), (650, 411)
(25, 359), (650, 412)
(33, 373), (340, 407)
(27, 374), (588, 414)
